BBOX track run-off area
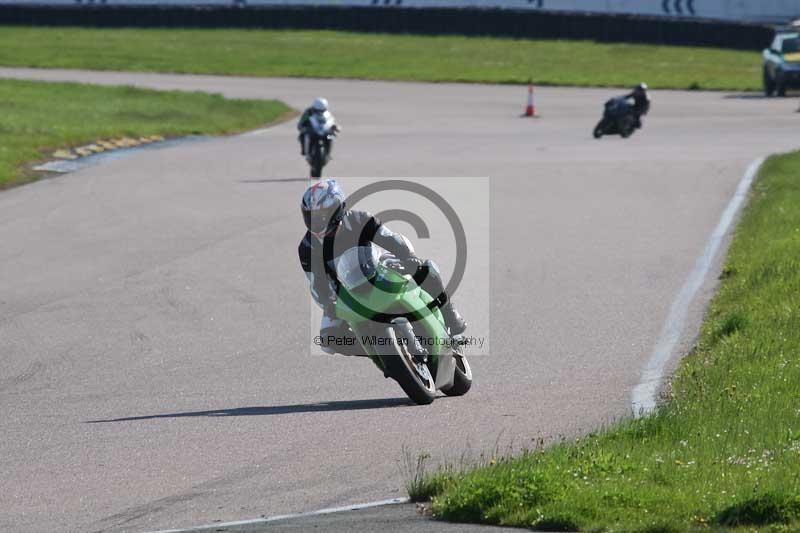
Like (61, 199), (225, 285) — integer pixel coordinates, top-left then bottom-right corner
(1, 68), (798, 532)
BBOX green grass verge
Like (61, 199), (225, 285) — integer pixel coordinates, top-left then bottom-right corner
(415, 152), (800, 531)
(0, 78), (292, 188)
(0, 27), (762, 91)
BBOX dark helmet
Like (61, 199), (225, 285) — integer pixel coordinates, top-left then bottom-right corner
(301, 179), (346, 237)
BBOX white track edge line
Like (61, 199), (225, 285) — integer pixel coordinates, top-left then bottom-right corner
(631, 156), (765, 417)
(142, 497), (410, 532)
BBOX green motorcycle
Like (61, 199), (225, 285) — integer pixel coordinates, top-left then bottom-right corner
(331, 245), (472, 405)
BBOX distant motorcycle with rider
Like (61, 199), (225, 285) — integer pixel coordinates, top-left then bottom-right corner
(593, 83), (651, 139)
(298, 97), (340, 178)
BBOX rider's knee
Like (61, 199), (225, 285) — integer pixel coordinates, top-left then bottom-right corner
(415, 260), (447, 304)
(319, 326), (339, 354)
(422, 259), (441, 276)
(319, 338), (337, 354)
(420, 259), (444, 286)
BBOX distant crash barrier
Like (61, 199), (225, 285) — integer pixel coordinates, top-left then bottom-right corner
(1, 0), (798, 24)
(0, 5), (775, 50)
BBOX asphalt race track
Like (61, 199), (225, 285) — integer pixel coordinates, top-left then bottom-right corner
(1, 68), (799, 532)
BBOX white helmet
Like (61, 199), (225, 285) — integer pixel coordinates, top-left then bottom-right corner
(312, 97), (328, 112)
(638, 82), (648, 91)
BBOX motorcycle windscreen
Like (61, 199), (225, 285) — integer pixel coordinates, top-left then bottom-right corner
(334, 245), (381, 291)
(310, 111), (335, 135)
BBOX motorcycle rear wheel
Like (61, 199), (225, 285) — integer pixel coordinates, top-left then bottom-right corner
(441, 350), (472, 397)
(619, 116), (635, 138)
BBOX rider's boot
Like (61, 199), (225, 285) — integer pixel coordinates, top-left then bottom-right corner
(440, 301), (467, 336)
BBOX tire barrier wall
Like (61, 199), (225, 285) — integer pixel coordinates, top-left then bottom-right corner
(0, 5), (775, 51)
(0, 0), (798, 24)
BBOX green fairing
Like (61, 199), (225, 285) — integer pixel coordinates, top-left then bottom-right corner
(334, 264), (446, 369)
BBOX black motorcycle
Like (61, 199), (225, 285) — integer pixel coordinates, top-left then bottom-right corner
(306, 112), (339, 178)
(593, 96), (640, 139)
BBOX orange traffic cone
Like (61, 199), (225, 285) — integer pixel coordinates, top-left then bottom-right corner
(524, 83), (539, 117)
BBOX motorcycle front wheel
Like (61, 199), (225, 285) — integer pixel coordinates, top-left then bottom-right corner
(593, 120), (605, 139)
(309, 144), (324, 178)
(378, 326), (436, 405)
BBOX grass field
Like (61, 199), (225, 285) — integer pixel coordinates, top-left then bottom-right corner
(411, 153), (800, 531)
(0, 27), (763, 91)
(0, 79), (291, 189)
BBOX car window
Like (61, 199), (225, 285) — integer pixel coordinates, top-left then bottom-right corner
(781, 37), (800, 53)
